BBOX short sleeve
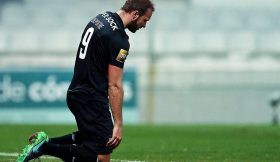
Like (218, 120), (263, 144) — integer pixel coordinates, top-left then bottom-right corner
(108, 35), (130, 68)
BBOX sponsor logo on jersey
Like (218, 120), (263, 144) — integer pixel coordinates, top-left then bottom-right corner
(116, 49), (128, 63)
(101, 12), (119, 31)
(91, 18), (104, 29)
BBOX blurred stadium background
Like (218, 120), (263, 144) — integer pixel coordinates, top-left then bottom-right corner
(1, 0), (280, 125)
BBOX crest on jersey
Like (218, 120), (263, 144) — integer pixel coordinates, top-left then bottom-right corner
(116, 49), (128, 63)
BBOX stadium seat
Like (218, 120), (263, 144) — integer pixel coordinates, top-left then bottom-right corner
(0, 28), (7, 52)
(154, 30), (195, 53)
(2, 3), (28, 27)
(258, 32), (280, 51)
(217, 8), (244, 30)
(246, 11), (273, 30)
(227, 32), (256, 51)
(9, 30), (39, 52)
(195, 32), (226, 52)
(40, 30), (77, 52)
(1, 0), (280, 58)
(155, 1), (188, 30)
(127, 31), (149, 53)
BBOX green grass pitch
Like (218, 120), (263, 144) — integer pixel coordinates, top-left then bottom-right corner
(1, 124), (280, 162)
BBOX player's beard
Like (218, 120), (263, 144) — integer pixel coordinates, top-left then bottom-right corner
(127, 19), (139, 33)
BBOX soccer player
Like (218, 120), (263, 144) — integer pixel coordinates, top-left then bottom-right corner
(16, 0), (154, 162)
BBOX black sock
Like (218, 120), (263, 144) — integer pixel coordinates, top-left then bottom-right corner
(41, 142), (97, 162)
(42, 142), (78, 161)
(49, 131), (80, 144)
(49, 134), (74, 144)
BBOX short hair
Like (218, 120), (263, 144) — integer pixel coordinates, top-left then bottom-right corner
(121, 0), (155, 16)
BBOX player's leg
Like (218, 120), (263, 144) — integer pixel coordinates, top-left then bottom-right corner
(83, 100), (114, 162)
(17, 132), (49, 162)
(34, 91), (83, 146)
(48, 133), (75, 144)
(98, 154), (111, 162)
(42, 143), (79, 161)
(18, 133), (97, 162)
(48, 131), (81, 144)
(29, 131), (81, 145)
(42, 142), (97, 162)
(67, 92), (114, 161)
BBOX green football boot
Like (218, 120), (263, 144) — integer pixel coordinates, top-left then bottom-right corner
(17, 131), (49, 162)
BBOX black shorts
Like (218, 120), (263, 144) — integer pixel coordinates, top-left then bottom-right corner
(66, 91), (114, 155)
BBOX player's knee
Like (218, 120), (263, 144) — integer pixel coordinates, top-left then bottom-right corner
(98, 154), (110, 162)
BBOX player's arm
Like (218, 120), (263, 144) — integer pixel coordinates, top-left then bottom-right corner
(106, 64), (124, 149)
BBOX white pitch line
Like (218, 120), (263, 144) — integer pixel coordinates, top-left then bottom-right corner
(0, 152), (147, 162)
(0, 152), (56, 159)
(111, 160), (147, 162)
(0, 152), (18, 157)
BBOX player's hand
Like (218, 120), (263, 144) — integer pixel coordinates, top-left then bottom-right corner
(106, 124), (122, 149)
(28, 132), (39, 144)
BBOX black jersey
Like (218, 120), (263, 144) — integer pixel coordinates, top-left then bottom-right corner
(68, 12), (130, 103)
